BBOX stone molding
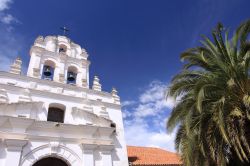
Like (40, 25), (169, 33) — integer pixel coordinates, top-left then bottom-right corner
(0, 71), (116, 98)
(0, 116), (115, 144)
(0, 89), (8, 103)
(0, 83), (121, 109)
(5, 139), (28, 151)
(82, 143), (115, 153)
(71, 107), (112, 126)
(9, 117), (34, 133)
(82, 144), (98, 152)
(30, 45), (90, 64)
(99, 144), (115, 151)
(20, 144), (81, 166)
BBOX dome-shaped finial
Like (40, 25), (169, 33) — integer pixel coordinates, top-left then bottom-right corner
(10, 57), (22, 75)
(111, 87), (120, 103)
(92, 76), (102, 91)
(111, 87), (118, 95)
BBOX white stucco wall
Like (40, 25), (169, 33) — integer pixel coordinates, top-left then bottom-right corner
(0, 35), (128, 166)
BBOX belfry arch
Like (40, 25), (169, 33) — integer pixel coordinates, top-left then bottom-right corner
(41, 59), (56, 80)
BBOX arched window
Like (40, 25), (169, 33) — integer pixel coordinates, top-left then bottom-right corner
(47, 104), (65, 123)
(67, 66), (78, 85)
(42, 60), (55, 81)
(59, 44), (67, 53)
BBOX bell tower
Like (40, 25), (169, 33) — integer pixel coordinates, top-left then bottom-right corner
(27, 35), (90, 88)
(0, 34), (128, 166)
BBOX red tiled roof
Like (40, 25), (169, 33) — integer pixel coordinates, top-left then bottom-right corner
(127, 146), (182, 166)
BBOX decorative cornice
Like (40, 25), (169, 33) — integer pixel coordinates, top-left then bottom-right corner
(82, 144), (98, 151)
(0, 71), (117, 98)
(72, 107), (112, 124)
(99, 144), (115, 152)
(30, 46), (45, 55)
(9, 117), (34, 133)
(0, 116), (115, 144)
(0, 83), (121, 109)
(5, 139), (28, 151)
(31, 41), (90, 63)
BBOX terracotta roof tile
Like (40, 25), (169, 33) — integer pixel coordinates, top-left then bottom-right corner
(127, 146), (182, 166)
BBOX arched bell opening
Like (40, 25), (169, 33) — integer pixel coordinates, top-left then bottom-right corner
(42, 60), (55, 81)
(47, 103), (66, 123)
(59, 44), (67, 53)
(32, 157), (69, 166)
(67, 66), (78, 85)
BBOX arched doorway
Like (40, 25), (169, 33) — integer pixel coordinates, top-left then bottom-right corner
(33, 157), (69, 166)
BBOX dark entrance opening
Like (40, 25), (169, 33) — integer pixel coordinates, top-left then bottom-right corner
(33, 157), (68, 166)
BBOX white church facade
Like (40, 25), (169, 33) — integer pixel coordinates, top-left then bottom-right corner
(0, 35), (128, 166)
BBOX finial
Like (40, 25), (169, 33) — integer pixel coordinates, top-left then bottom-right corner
(111, 87), (118, 95)
(92, 76), (102, 91)
(10, 57), (22, 75)
(111, 87), (120, 103)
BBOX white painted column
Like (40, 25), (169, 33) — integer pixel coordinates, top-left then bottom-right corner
(76, 71), (83, 87)
(27, 53), (38, 77)
(87, 67), (89, 88)
(39, 63), (44, 78)
(0, 139), (5, 166)
(100, 145), (114, 166)
(4, 139), (28, 166)
(53, 65), (60, 82)
(27, 54), (41, 78)
(82, 144), (97, 166)
(64, 69), (68, 81)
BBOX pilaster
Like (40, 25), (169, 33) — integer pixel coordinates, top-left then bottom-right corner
(27, 50), (41, 78)
(4, 139), (28, 166)
(82, 144), (97, 166)
(76, 71), (83, 87)
(99, 145), (114, 166)
(53, 65), (60, 82)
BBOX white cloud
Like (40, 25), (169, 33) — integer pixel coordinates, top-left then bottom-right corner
(122, 109), (133, 119)
(0, 0), (12, 11)
(0, 0), (18, 26)
(134, 81), (175, 118)
(0, 27), (23, 71)
(124, 116), (177, 152)
(0, 0), (25, 72)
(139, 81), (165, 103)
(122, 100), (136, 107)
(123, 80), (177, 152)
(1, 14), (15, 24)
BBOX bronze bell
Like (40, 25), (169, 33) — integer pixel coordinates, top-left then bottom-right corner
(43, 66), (52, 77)
(67, 72), (76, 82)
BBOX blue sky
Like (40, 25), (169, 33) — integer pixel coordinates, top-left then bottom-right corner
(0, 0), (249, 152)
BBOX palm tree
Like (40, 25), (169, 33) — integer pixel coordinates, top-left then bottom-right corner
(167, 20), (250, 166)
